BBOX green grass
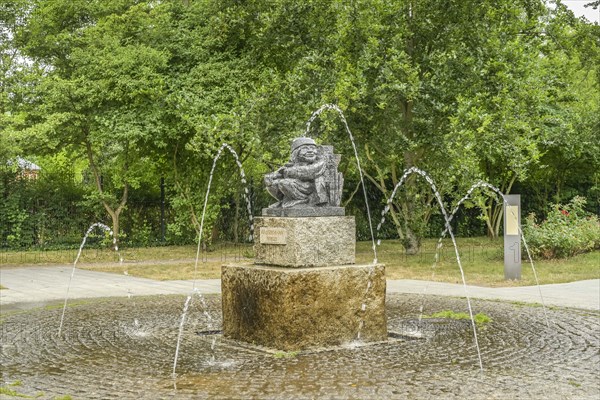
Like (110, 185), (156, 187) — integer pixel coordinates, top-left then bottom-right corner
(357, 238), (600, 287)
(273, 351), (300, 358)
(0, 244), (252, 266)
(0, 387), (21, 397)
(0, 243), (251, 281)
(423, 310), (492, 326)
(1, 238), (598, 287)
(567, 379), (582, 388)
(0, 385), (53, 399)
(0, 385), (31, 398)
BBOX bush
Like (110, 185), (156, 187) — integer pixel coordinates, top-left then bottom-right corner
(523, 196), (600, 259)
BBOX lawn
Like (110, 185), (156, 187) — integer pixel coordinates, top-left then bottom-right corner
(357, 238), (600, 287)
(1, 238), (598, 287)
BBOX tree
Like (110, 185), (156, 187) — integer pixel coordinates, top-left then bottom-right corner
(245, 0), (555, 248)
(6, 0), (597, 248)
(12, 0), (169, 243)
(0, 0), (35, 164)
(527, 1), (600, 214)
(148, 0), (263, 245)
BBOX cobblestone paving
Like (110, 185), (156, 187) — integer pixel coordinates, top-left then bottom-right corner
(1, 294), (599, 399)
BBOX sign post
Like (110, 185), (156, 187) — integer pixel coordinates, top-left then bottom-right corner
(503, 194), (521, 280)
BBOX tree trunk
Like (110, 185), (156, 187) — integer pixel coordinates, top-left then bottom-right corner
(404, 227), (420, 255)
(85, 137), (129, 245)
(484, 209), (496, 239)
(211, 223), (219, 244)
(400, 4), (421, 255)
(172, 144), (201, 236)
(109, 210), (120, 247)
(388, 204), (406, 242)
(233, 190), (240, 243)
(401, 108), (423, 255)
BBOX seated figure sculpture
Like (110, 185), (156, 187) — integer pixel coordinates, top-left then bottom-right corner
(264, 137), (343, 209)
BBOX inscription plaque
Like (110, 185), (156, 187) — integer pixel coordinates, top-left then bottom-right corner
(260, 227), (287, 245)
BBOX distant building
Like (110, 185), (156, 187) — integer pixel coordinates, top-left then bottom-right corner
(14, 157), (41, 180)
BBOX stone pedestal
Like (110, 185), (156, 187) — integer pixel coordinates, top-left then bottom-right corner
(254, 216), (355, 267)
(221, 214), (387, 350)
(221, 263), (387, 350)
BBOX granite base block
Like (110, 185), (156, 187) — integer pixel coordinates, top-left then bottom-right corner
(254, 216), (355, 267)
(221, 263), (387, 350)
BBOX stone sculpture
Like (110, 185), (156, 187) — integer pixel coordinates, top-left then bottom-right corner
(263, 137), (344, 216)
(264, 137), (344, 213)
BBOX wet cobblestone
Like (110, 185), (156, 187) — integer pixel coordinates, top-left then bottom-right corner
(1, 294), (599, 399)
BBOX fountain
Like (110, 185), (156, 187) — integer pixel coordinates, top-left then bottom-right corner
(1, 106), (598, 399)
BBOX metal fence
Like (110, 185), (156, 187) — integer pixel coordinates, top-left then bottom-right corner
(1, 241), (501, 266)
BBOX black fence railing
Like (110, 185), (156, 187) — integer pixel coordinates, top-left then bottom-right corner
(0, 241), (504, 266)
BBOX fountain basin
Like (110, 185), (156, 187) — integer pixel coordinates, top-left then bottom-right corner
(2, 294), (599, 399)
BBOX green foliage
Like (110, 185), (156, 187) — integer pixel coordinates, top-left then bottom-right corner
(6, 0), (173, 243)
(524, 196), (600, 259)
(2, 0), (599, 249)
(0, 158), (93, 248)
(521, 4), (600, 217)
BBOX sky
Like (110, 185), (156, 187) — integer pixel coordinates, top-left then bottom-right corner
(563, 0), (600, 23)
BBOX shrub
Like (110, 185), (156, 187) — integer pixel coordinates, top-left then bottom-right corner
(523, 196), (600, 259)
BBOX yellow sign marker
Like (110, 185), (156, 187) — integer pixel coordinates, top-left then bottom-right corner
(505, 205), (519, 236)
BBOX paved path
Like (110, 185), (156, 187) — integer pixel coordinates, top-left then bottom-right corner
(1, 266), (599, 310)
(0, 267), (219, 311)
(386, 279), (600, 310)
